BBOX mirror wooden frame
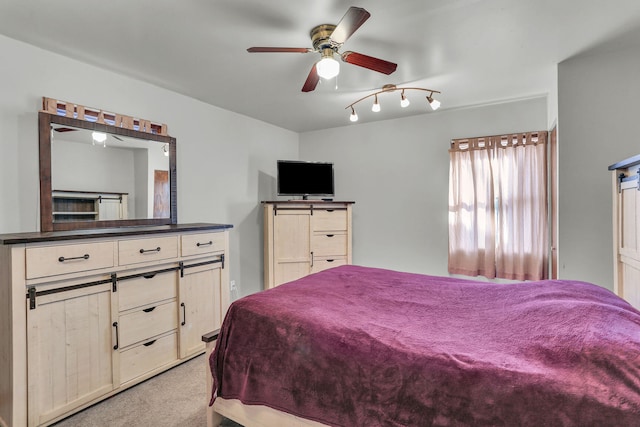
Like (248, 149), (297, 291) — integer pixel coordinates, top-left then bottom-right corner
(39, 111), (177, 232)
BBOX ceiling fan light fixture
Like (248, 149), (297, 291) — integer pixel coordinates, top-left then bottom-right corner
(371, 94), (381, 112)
(316, 49), (340, 80)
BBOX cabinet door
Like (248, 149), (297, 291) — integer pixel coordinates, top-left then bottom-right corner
(27, 283), (114, 426)
(178, 263), (223, 358)
(273, 210), (311, 286)
(98, 198), (123, 220)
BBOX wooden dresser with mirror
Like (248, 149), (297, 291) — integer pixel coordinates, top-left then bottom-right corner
(0, 100), (232, 427)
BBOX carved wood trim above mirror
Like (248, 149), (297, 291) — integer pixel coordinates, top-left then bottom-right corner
(39, 112), (178, 232)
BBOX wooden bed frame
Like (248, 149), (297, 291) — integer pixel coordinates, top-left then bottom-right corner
(203, 331), (327, 427)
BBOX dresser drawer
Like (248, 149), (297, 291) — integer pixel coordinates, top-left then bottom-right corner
(26, 241), (115, 279)
(119, 332), (177, 384)
(312, 232), (347, 256)
(181, 232), (225, 257)
(118, 236), (178, 266)
(311, 256), (347, 273)
(313, 209), (348, 231)
(118, 271), (177, 312)
(118, 301), (177, 348)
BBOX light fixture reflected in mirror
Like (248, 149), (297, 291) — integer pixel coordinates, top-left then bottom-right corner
(346, 84), (441, 122)
(163, 144), (169, 156)
(92, 131), (107, 144)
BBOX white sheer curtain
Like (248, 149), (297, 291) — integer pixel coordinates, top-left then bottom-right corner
(448, 132), (548, 281)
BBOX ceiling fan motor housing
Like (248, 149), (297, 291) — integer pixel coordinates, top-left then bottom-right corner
(311, 24), (339, 52)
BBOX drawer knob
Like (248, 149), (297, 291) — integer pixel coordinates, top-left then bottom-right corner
(58, 254), (90, 262)
(197, 241), (213, 247)
(326, 234), (334, 237)
(139, 247), (161, 254)
(142, 306), (156, 313)
(143, 340), (157, 347)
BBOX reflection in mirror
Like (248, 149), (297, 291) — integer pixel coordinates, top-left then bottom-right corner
(39, 112), (177, 232)
(51, 124), (170, 222)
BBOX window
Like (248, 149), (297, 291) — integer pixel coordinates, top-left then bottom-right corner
(448, 132), (548, 281)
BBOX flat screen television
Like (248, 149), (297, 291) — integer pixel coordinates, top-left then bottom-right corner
(277, 160), (334, 200)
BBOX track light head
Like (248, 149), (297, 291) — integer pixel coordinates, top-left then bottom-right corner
(349, 107), (358, 122)
(371, 95), (381, 112)
(400, 90), (410, 108)
(427, 93), (441, 110)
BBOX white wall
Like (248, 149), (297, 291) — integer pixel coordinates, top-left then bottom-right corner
(0, 34), (298, 297)
(299, 97), (548, 277)
(558, 46), (640, 291)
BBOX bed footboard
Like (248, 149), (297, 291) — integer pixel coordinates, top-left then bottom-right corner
(202, 330), (223, 427)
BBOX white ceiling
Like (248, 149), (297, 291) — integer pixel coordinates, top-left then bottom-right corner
(2, 0), (640, 133)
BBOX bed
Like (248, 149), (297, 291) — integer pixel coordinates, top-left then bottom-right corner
(204, 265), (640, 426)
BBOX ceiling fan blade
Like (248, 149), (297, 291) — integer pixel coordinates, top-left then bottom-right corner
(247, 47), (311, 53)
(330, 7), (370, 45)
(341, 51), (398, 75)
(301, 64), (320, 92)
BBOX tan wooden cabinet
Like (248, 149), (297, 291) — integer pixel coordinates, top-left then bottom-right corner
(263, 201), (353, 289)
(610, 155), (640, 309)
(0, 223), (231, 427)
(27, 283), (114, 427)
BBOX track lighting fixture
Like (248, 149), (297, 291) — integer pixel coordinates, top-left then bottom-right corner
(346, 84), (441, 122)
(426, 94), (441, 110)
(400, 90), (410, 108)
(349, 106), (358, 122)
(371, 94), (381, 112)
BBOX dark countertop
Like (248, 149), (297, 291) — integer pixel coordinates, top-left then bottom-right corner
(608, 154), (640, 171)
(0, 223), (233, 245)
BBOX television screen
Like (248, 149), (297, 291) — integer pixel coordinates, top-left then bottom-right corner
(277, 160), (334, 199)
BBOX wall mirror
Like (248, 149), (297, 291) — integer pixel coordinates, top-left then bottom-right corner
(39, 112), (177, 231)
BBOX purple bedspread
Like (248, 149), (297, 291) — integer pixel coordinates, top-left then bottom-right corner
(210, 265), (640, 426)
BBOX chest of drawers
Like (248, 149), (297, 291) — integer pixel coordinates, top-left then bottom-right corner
(0, 223), (232, 427)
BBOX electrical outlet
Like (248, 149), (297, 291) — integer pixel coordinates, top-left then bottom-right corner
(230, 280), (237, 291)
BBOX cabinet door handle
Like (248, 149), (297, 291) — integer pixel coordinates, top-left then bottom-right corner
(143, 340), (157, 347)
(181, 302), (186, 326)
(197, 241), (213, 247)
(310, 251), (314, 268)
(139, 247), (161, 254)
(58, 254), (90, 262)
(142, 306), (156, 313)
(113, 322), (119, 350)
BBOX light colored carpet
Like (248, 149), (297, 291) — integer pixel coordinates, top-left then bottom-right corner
(52, 354), (242, 427)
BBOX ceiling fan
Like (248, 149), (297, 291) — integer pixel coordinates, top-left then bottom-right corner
(247, 6), (397, 92)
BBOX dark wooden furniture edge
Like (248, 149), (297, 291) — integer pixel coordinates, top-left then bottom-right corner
(0, 223), (233, 245)
(202, 329), (221, 343)
(261, 200), (355, 204)
(608, 154), (640, 171)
